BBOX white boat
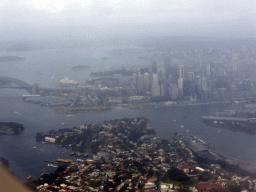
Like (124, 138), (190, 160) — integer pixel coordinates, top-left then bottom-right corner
(67, 114), (74, 117)
(180, 125), (184, 128)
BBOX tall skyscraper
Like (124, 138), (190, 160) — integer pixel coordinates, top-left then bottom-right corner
(160, 83), (164, 96)
(169, 84), (178, 100)
(172, 74), (179, 84)
(202, 76), (208, 91)
(188, 72), (194, 81)
(232, 53), (239, 71)
(164, 56), (171, 81)
(138, 73), (144, 93)
(168, 74), (173, 84)
(133, 73), (138, 92)
(195, 76), (202, 90)
(152, 61), (157, 74)
(206, 64), (211, 77)
(158, 70), (164, 83)
(179, 65), (184, 79)
(144, 72), (150, 91)
(178, 78), (183, 97)
(152, 73), (160, 96)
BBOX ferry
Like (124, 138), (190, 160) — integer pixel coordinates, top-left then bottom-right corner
(56, 158), (72, 163)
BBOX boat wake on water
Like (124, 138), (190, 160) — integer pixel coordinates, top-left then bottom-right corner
(13, 111), (52, 126)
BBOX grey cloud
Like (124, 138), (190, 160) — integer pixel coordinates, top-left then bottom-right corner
(1, 0), (256, 40)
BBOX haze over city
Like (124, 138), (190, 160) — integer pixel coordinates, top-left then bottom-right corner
(2, 0), (256, 192)
(1, 0), (256, 40)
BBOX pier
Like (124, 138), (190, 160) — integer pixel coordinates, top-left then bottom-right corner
(202, 116), (249, 123)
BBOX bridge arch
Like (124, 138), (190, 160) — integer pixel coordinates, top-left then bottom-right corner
(0, 77), (33, 94)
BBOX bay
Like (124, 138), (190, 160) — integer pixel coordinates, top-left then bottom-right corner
(0, 97), (256, 182)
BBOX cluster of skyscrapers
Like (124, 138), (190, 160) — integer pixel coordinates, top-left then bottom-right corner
(132, 57), (212, 100)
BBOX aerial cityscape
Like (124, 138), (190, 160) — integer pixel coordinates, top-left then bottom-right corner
(2, 0), (256, 191)
(1, 37), (256, 192)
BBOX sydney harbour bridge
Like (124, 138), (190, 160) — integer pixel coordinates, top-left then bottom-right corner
(0, 77), (74, 95)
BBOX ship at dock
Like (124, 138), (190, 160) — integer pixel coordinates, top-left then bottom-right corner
(202, 104), (256, 134)
(0, 122), (25, 135)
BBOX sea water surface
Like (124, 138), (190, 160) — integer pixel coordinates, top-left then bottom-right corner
(0, 97), (256, 182)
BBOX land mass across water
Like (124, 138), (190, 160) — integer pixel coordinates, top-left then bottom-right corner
(71, 65), (91, 71)
(0, 56), (25, 62)
(0, 122), (25, 135)
(28, 117), (256, 192)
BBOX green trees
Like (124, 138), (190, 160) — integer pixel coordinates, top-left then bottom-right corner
(198, 172), (212, 182)
(162, 168), (193, 185)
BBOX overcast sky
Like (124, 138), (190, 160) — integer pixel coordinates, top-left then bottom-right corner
(1, 0), (256, 41)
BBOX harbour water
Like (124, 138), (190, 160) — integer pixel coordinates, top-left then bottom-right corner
(0, 97), (256, 182)
(1, 45), (256, 182)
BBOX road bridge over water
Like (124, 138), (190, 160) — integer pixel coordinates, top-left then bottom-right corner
(0, 77), (75, 95)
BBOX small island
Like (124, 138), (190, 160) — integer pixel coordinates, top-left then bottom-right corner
(71, 65), (91, 71)
(0, 122), (25, 135)
(0, 56), (25, 62)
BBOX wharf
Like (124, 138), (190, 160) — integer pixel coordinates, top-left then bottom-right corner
(202, 116), (249, 123)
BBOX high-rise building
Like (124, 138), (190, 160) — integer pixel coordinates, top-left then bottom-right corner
(168, 74), (173, 84)
(202, 76), (208, 91)
(169, 84), (178, 100)
(164, 56), (171, 80)
(133, 73), (138, 92)
(144, 72), (150, 91)
(158, 70), (164, 83)
(195, 76), (202, 90)
(206, 64), (211, 77)
(178, 78), (183, 97)
(152, 61), (157, 74)
(172, 74), (179, 84)
(160, 84), (164, 96)
(138, 73), (144, 93)
(183, 80), (194, 97)
(140, 68), (149, 75)
(232, 53), (239, 71)
(151, 73), (160, 96)
(179, 65), (184, 79)
(187, 72), (194, 81)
